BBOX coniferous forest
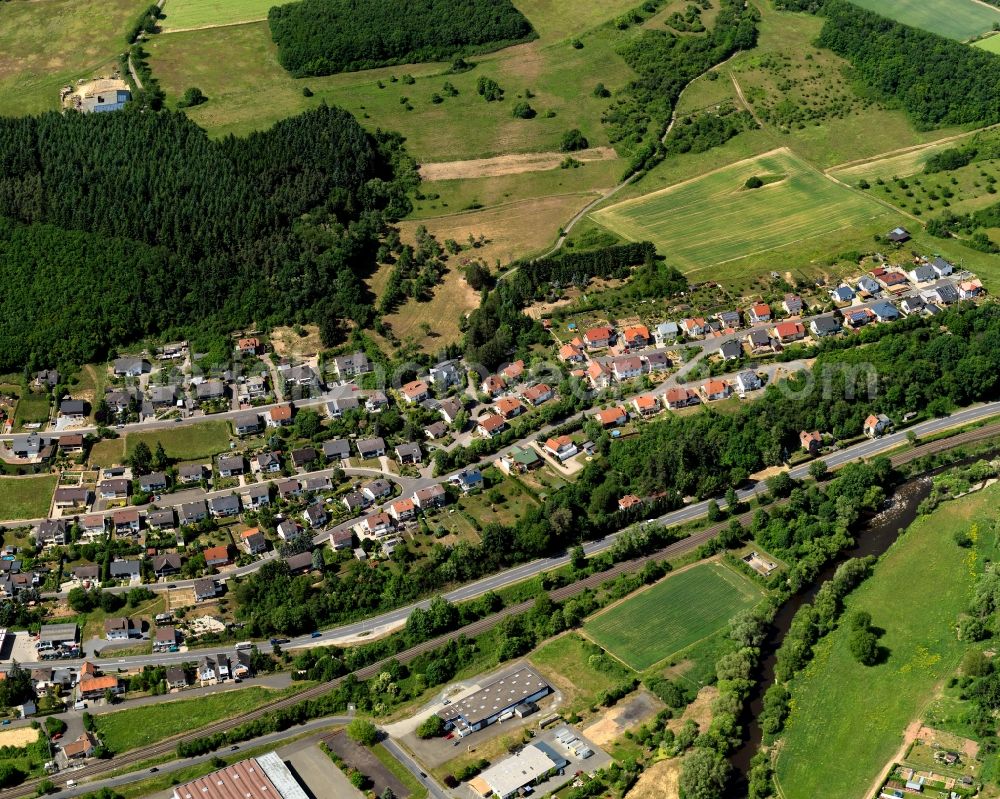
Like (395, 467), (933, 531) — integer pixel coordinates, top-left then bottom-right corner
(0, 105), (416, 371)
(268, 0), (536, 77)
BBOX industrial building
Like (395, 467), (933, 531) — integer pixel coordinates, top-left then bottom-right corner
(172, 752), (308, 799)
(437, 665), (550, 736)
(469, 742), (568, 799)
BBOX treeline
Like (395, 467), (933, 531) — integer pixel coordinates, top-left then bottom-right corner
(816, 0), (1000, 128)
(268, 0), (536, 77)
(464, 242), (663, 369)
(125, 3), (160, 44)
(0, 105), (414, 371)
(605, 0), (759, 174)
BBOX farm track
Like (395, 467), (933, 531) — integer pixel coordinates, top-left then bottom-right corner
(3, 421), (999, 798)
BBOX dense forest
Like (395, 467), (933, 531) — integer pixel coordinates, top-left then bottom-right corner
(605, 0), (759, 173)
(0, 105), (415, 371)
(815, 1), (1000, 128)
(268, 0), (536, 77)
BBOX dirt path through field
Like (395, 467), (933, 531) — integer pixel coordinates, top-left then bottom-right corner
(419, 147), (618, 181)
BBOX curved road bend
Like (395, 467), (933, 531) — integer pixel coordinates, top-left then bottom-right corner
(4, 414), (1000, 799)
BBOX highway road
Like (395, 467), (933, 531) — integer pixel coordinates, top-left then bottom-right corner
(14, 399), (1000, 672)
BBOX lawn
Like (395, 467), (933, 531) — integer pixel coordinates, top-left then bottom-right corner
(160, 0), (278, 31)
(591, 148), (896, 275)
(94, 685), (304, 752)
(0, 474), (57, 521)
(0, 0), (149, 116)
(583, 561), (764, 671)
(145, 0), (637, 158)
(89, 438), (125, 469)
(531, 632), (638, 713)
(125, 420), (232, 461)
(773, 484), (1000, 799)
(848, 0), (1000, 40)
(12, 392), (50, 430)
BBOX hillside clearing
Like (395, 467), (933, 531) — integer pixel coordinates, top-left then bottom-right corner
(160, 0), (279, 32)
(420, 147), (618, 180)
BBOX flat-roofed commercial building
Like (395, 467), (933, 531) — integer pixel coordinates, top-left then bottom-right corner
(437, 665), (550, 735)
(172, 752), (308, 799)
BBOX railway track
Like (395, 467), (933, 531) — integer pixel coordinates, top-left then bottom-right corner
(4, 420), (999, 798)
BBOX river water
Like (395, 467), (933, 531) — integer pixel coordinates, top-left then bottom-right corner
(727, 474), (936, 791)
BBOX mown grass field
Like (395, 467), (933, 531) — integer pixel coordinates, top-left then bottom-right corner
(591, 148), (895, 274)
(974, 32), (1000, 53)
(94, 685), (304, 752)
(583, 561), (764, 671)
(13, 393), (50, 430)
(0, 0), (148, 116)
(125, 420), (232, 462)
(160, 0), (278, 32)
(531, 632), (637, 713)
(0, 474), (57, 521)
(774, 484), (1000, 799)
(848, 0), (1000, 40)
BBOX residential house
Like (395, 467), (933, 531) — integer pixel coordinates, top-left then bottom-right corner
(544, 435), (579, 462)
(632, 395), (659, 417)
(322, 439), (350, 460)
(664, 387), (699, 409)
(412, 484), (447, 509)
(79, 676), (122, 700)
(364, 390), (388, 412)
(429, 360), (462, 389)
(104, 617), (135, 641)
(618, 494), (643, 512)
(401, 380), (429, 404)
(845, 307), (875, 328)
(583, 326), (614, 349)
(113, 357), (150, 377)
(477, 414), (507, 438)
(153, 626), (177, 652)
(930, 256), (954, 277)
(303, 503), (327, 528)
(450, 467), (484, 493)
(58, 434), (85, 454)
(208, 495), (240, 519)
(735, 371), (762, 396)
(112, 508), (141, 536)
(924, 283), (959, 305)
(245, 484), (271, 510)
(98, 478), (130, 500)
(959, 279), (984, 299)
(395, 443), (422, 464)
(240, 527), (267, 555)
(356, 437), (386, 459)
(361, 512), (393, 537)
(291, 447), (317, 470)
(908, 264), (937, 284)
(35, 520), (68, 547)
(242, 375), (267, 401)
(645, 351), (670, 372)
(773, 321), (806, 343)
(481, 375), (505, 397)
(328, 529), (354, 551)
(282, 365), (320, 391)
(438, 397), (464, 425)
(362, 479), (392, 502)
(716, 310), (741, 329)
(109, 559), (141, 582)
(424, 421), (448, 440)
(139, 472), (168, 493)
(9, 433), (49, 460)
(880, 271), (909, 290)
(872, 301), (900, 322)
(586, 361), (611, 390)
(332, 351), (371, 379)
(497, 446), (542, 475)
(748, 303), (771, 324)
(73, 565), (99, 583)
(782, 294), (804, 315)
(326, 396), (360, 417)
(558, 342), (585, 363)
(342, 491), (368, 513)
(33, 369), (59, 390)
(830, 285), (855, 303)
(59, 399), (87, 419)
(276, 520), (302, 541)
(388, 498), (416, 522)
(177, 464), (207, 485)
(595, 406), (627, 427)
(80, 515), (106, 540)
(864, 413), (893, 439)
(746, 328), (772, 353)
(256, 452), (282, 474)
(284, 552), (314, 575)
(800, 430), (822, 453)
(654, 321), (679, 345)
(900, 296), (925, 315)
(267, 404), (294, 427)
(233, 413), (261, 437)
(54, 487), (91, 509)
(104, 388), (139, 415)
(621, 325), (650, 348)
(887, 226), (910, 243)
(195, 380), (225, 404)
(236, 337), (260, 356)
(494, 397), (525, 421)
(63, 732), (98, 759)
(178, 500), (208, 526)
(701, 379), (731, 402)
(810, 315), (842, 337)
(680, 317), (706, 338)
(203, 544), (231, 567)
(151, 554), (182, 578)
(147, 508), (176, 531)
(857, 276), (881, 296)
(165, 667), (188, 690)
(216, 455), (246, 478)
(198, 657), (218, 686)
(501, 360), (525, 383)
(522, 384), (553, 406)
(194, 579), (219, 601)
(611, 356), (643, 382)
(717, 340), (743, 362)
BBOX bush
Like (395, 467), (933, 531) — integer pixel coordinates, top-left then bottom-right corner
(177, 87), (207, 108)
(302, 86), (314, 97)
(559, 129), (589, 152)
(512, 101), (535, 119)
(477, 77), (504, 101)
(416, 714), (446, 739)
(346, 718), (379, 746)
(744, 175), (764, 189)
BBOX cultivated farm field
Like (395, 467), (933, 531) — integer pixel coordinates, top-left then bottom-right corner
(774, 485), (1000, 799)
(591, 148), (895, 275)
(160, 0), (278, 31)
(584, 561), (764, 671)
(847, 0), (1000, 40)
(974, 33), (1000, 53)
